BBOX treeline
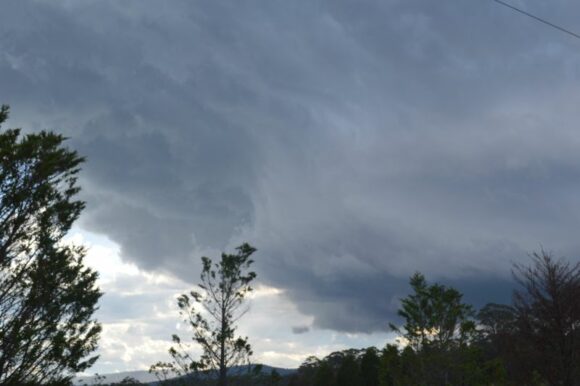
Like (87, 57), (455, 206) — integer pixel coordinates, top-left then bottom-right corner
(286, 251), (580, 386)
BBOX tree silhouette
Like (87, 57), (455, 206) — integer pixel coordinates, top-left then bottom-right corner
(152, 243), (257, 386)
(512, 250), (580, 385)
(390, 272), (500, 384)
(335, 354), (360, 386)
(0, 105), (101, 384)
(390, 272), (476, 353)
(359, 347), (379, 386)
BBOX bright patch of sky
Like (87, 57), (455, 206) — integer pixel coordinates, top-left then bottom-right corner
(67, 229), (394, 374)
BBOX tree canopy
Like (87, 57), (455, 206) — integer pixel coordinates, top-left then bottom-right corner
(390, 272), (476, 352)
(0, 105), (102, 385)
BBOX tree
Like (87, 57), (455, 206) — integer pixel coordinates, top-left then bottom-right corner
(477, 303), (516, 339)
(390, 273), (483, 384)
(390, 273), (476, 352)
(294, 355), (320, 386)
(476, 303), (516, 378)
(0, 105), (102, 385)
(511, 250), (580, 385)
(313, 360), (333, 386)
(359, 347), (379, 386)
(152, 243), (257, 386)
(378, 345), (419, 386)
(378, 345), (399, 386)
(335, 354), (360, 386)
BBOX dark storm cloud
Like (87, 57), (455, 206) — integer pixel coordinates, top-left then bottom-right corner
(2, 0), (580, 332)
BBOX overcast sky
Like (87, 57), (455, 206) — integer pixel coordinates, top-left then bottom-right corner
(2, 0), (580, 375)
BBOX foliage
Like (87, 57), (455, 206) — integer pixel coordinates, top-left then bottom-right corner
(378, 345), (419, 386)
(313, 361), (332, 386)
(359, 347), (379, 386)
(389, 272), (504, 385)
(335, 354), (360, 386)
(476, 303), (516, 377)
(477, 303), (516, 339)
(293, 349), (368, 386)
(0, 105), (102, 385)
(281, 253), (580, 386)
(390, 272), (476, 352)
(293, 355), (320, 386)
(151, 243), (257, 386)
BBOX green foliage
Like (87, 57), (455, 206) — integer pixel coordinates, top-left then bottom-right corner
(151, 243), (257, 386)
(390, 272), (476, 352)
(313, 361), (333, 386)
(477, 303), (516, 338)
(294, 355), (320, 386)
(476, 303), (516, 377)
(0, 105), (102, 385)
(276, 253), (580, 386)
(378, 345), (419, 386)
(335, 354), (360, 386)
(388, 273), (507, 385)
(294, 349), (373, 386)
(359, 347), (379, 386)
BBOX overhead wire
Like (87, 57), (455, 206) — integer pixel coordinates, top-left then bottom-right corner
(491, 0), (580, 41)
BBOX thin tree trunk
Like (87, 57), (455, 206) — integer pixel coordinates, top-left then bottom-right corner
(219, 304), (227, 386)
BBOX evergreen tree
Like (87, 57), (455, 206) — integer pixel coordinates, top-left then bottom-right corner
(0, 105), (102, 385)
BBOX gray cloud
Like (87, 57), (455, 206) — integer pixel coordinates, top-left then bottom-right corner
(291, 326), (310, 335)
(2, 0), (580, 332)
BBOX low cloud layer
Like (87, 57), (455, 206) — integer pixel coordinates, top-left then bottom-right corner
(2, 0), (580, 333)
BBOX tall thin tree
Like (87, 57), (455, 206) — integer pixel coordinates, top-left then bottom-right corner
(152, 243), (257, 386)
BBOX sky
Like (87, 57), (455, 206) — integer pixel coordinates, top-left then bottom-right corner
(2, 0), (580, 375)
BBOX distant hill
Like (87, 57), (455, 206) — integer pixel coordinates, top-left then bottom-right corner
(74, 370), (157, 385)
(74, 364), (297, 385)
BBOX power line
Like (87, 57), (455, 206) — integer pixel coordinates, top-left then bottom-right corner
(492, 0), (580, 41)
